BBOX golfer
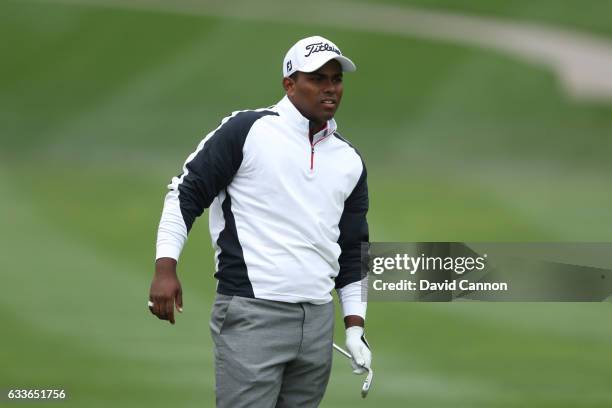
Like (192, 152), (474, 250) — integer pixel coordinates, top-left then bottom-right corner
(148, 35), (372, 407)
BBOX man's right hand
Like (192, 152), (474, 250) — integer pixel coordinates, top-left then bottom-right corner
(148, 257), (183, 325)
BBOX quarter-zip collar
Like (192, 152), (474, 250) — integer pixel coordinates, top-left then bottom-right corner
(276, 95), (337, 143)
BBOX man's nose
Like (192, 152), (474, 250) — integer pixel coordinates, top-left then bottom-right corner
(322, 79), (336, 93)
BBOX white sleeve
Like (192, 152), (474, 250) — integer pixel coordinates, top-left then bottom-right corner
(336, 277), (368, 319)
(155, 185), (188, 261)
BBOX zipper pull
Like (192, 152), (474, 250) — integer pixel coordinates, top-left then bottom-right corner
(310, 146), (315, 170)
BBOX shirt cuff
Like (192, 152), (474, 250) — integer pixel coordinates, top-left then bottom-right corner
(155, 243), (181, 261)
(337, 278), (367, 319)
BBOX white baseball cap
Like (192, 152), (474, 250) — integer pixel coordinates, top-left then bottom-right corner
(283, 35), (357, 78)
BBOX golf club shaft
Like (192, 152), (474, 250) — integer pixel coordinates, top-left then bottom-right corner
(333, 343), (353, 360)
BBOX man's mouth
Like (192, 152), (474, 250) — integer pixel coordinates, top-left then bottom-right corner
(321, 98), (337, 106)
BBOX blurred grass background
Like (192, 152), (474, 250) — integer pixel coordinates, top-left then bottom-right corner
(1, 0), (611, 407)
(358, 0), (612, 38)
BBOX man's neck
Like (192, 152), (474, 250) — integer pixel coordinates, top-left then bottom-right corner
(286, 95), (328, 135)
(309, 121), (326, 136)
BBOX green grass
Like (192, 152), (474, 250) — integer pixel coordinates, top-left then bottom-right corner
(1, 0), (612, 407)
(357, 0), (612, 38)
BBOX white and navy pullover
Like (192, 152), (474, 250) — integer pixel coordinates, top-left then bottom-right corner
(156, 95), (368, 318)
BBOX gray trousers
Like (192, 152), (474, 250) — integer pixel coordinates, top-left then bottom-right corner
(209, 294), (334, 408)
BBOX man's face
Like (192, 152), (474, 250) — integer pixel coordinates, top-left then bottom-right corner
(284, 59), (344, 127)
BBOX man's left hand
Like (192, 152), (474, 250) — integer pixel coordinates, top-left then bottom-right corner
(345, 326), (372, 375)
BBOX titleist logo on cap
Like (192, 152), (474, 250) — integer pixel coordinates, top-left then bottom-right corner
(304, 42), (341, 57)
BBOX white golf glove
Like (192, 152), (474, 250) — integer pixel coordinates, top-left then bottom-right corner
(345, 326), (372, 375)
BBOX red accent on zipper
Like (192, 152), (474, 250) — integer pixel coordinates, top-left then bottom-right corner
(309, 124), (330, 170)
(309, 135), (330, 170)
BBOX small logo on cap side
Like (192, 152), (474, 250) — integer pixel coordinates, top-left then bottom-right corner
(304, 42), (341, 57)
(286, 60), (292, 72)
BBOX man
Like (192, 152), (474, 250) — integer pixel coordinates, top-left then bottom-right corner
(148, 35), (372, 407)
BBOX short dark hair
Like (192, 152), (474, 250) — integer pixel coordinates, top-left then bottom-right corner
(289, 72), (300, 81)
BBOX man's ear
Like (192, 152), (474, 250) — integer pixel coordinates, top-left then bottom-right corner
(283, 77), (295, 95)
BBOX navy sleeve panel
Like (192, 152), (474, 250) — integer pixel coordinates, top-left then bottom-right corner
(335, 160), (369, 289)
(178, 110), (278, 232)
